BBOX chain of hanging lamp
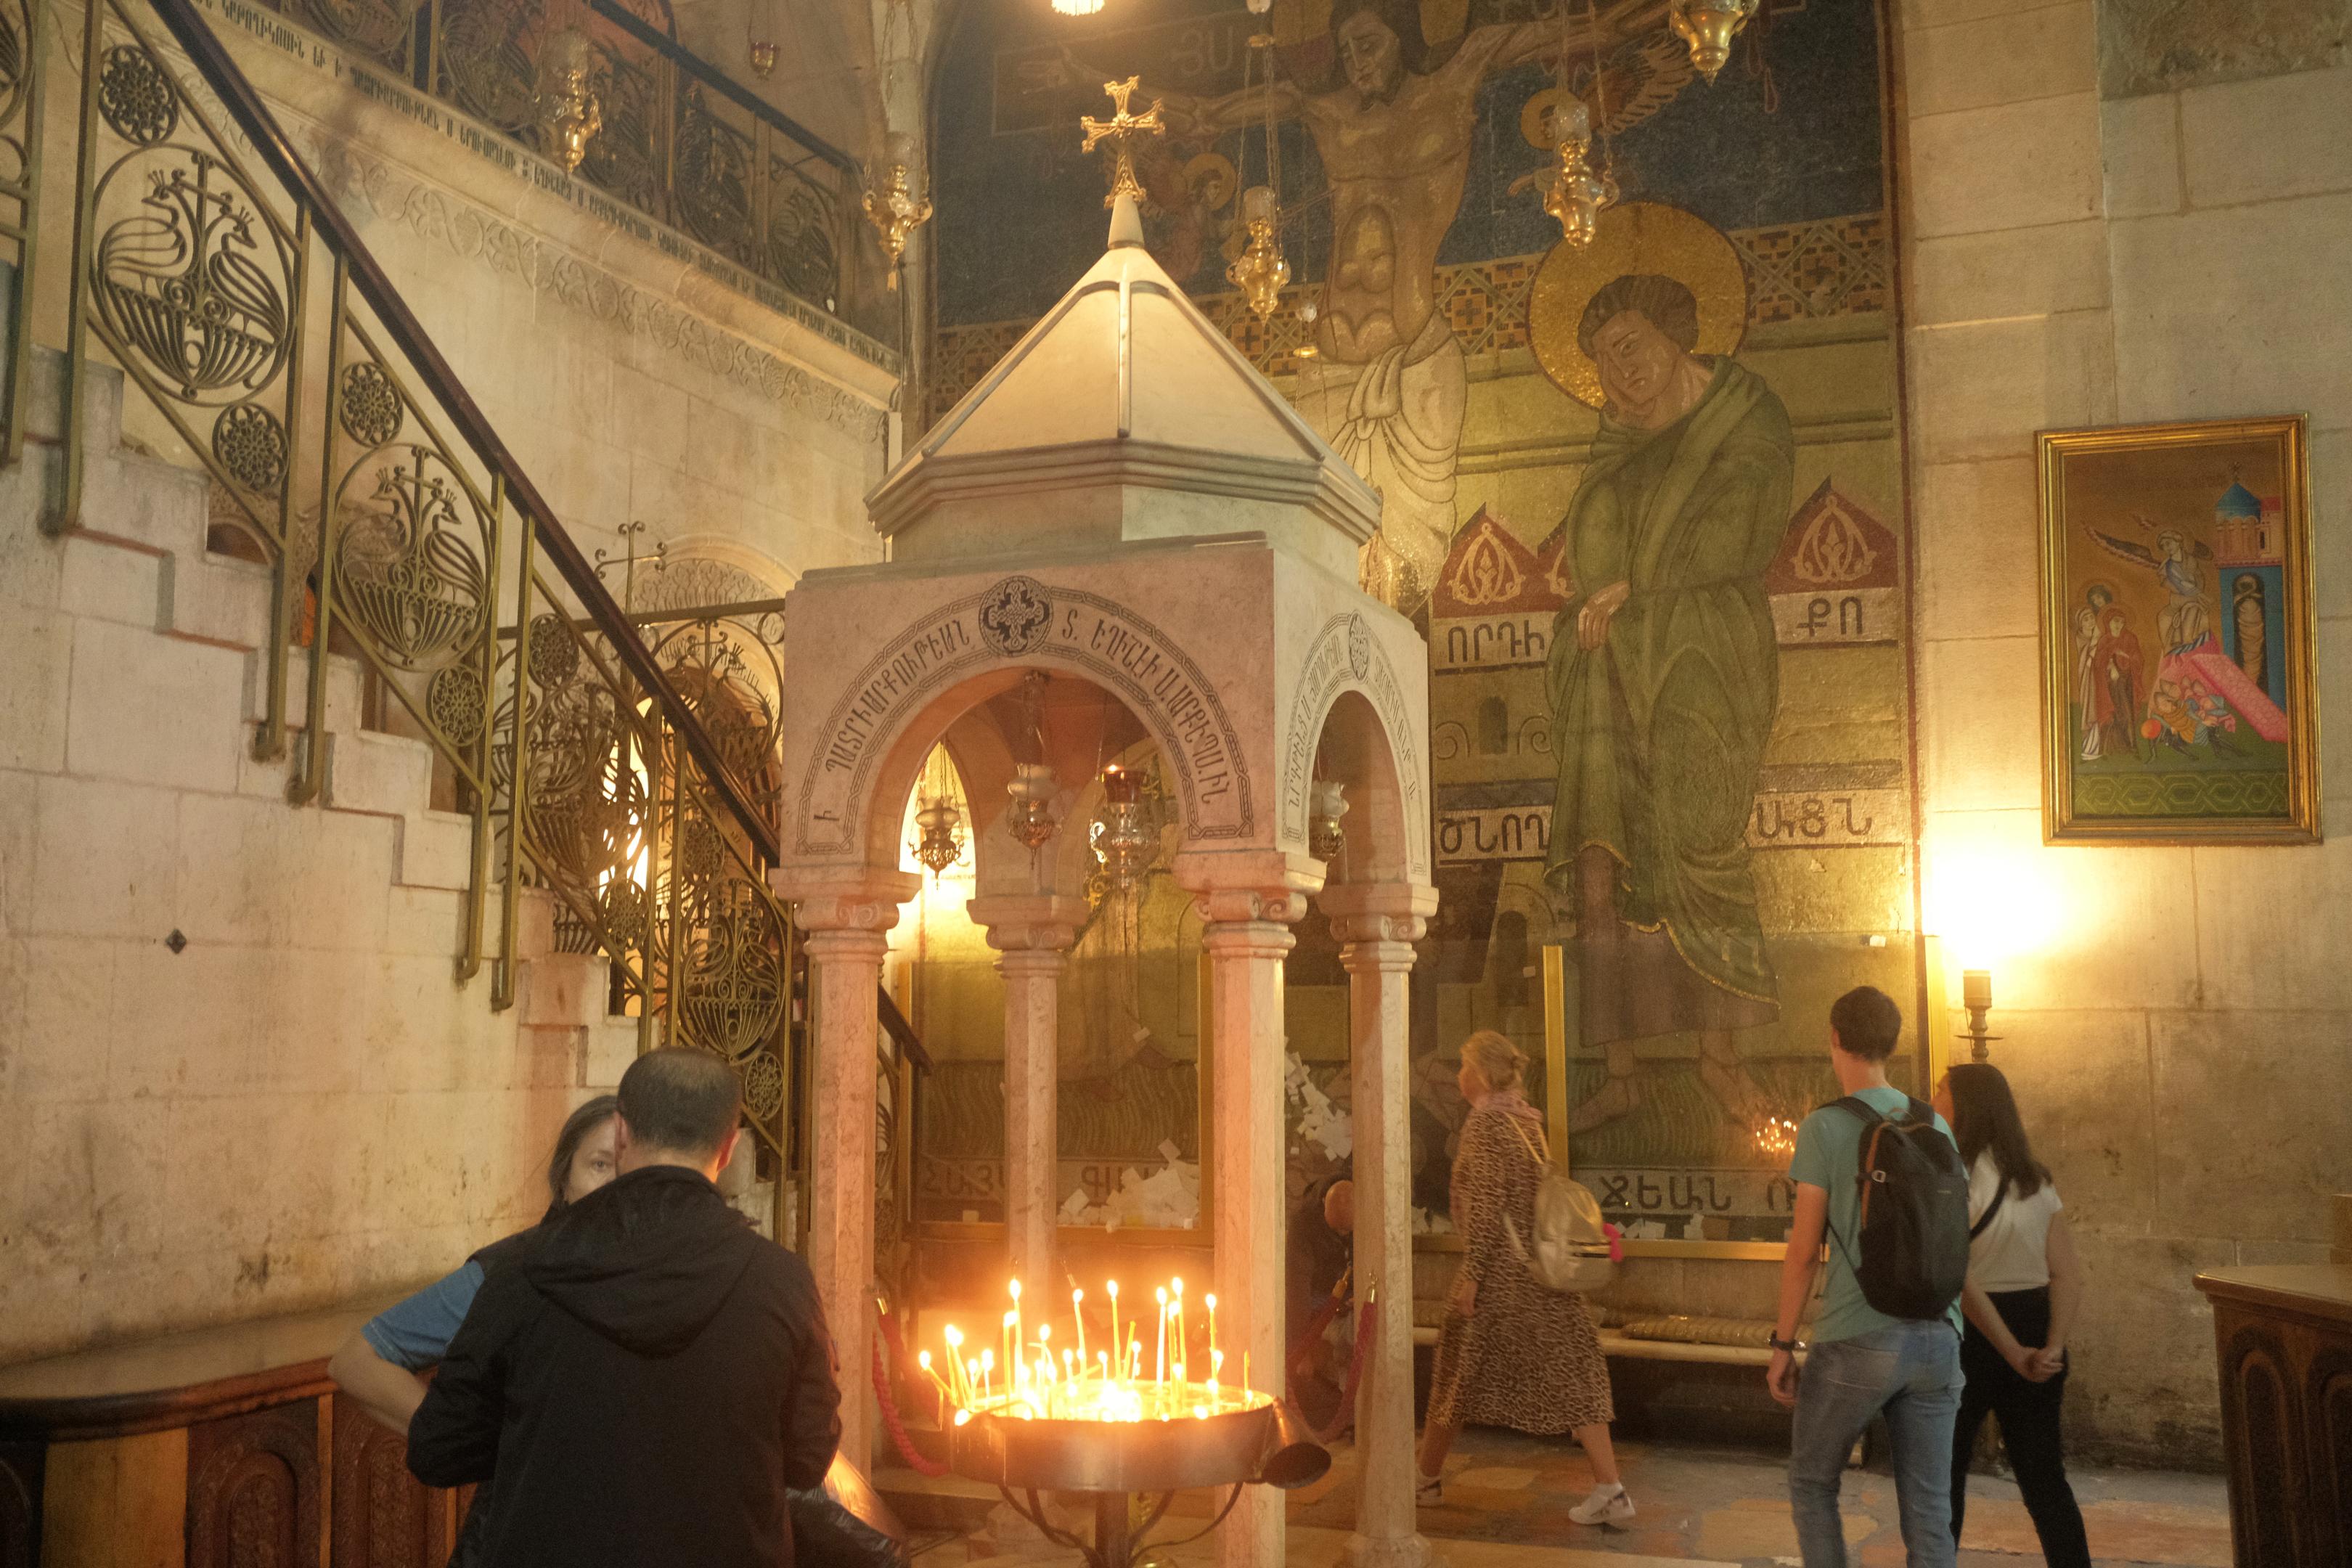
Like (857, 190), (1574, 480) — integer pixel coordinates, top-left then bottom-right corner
(1225, 4), (1289, 321)
(1541, 0), (1618, 247)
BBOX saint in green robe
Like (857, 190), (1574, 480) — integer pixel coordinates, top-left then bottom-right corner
(1544, 356), (1794, 1045)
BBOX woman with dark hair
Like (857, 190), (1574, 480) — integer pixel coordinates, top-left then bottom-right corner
(330, 1095), (620, 1435)
(1932, 1065), (2089, 1567)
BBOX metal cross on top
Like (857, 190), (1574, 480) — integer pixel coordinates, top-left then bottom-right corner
(1080, 76), (1166, 210)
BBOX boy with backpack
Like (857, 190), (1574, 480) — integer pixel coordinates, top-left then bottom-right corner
(1766, 986), (1972, 1568)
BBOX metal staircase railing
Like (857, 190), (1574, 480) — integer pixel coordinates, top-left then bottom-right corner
(18, 0), (918, 1212)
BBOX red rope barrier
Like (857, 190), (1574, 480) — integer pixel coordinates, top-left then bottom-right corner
(870, 1306), (950, 1478)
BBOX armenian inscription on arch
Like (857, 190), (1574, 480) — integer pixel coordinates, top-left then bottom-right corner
(796, 576), (1253, 854)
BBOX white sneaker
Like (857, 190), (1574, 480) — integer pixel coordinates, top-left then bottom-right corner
(1568, 1484), (1635, 1525)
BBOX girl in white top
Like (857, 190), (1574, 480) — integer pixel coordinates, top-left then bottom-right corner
(1932, 1064), (2088, 1568)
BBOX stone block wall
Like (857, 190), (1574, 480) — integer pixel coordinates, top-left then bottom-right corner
(0, 356), (639, 1364)
(1898, 0), (2352, 1466)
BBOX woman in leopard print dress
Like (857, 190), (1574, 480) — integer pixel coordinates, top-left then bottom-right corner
(1418, 1032), (1634, 1526)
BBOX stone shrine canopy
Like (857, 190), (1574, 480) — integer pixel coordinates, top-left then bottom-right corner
(868, 195), (1381, 580)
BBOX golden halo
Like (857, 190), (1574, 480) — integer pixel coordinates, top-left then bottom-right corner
(1527, 202), (1749, 411)
(1519, 86), (1564, 150)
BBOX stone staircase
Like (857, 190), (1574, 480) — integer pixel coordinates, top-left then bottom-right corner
(0, 346), (671, 1356)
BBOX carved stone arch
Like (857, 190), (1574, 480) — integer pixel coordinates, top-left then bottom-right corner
(1280, 611), (1430, 883)
(792, 576), (1256, 865)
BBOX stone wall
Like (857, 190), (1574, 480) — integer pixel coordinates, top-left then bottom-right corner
(0, 0), (888, 1360)
(1898, 0), (2352, 1466)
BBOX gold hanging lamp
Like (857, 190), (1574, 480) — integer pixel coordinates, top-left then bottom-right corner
(863, 161), (934, 292)
(1540, 1), (1619, 247)
(1670, 0), (1760, 84)
(1225, 29), (1289, 320)
(534, 26), (603, 174)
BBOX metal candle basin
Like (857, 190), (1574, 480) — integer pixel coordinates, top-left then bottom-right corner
(946, 1385), (1330, 1495)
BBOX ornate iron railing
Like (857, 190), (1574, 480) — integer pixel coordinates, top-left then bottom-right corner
(245, 0), (867, 326)
(35, 0), (846, 1175)
(0, 0), (41, 462)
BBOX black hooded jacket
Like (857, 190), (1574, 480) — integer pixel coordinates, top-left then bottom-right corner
(407, 1164), (841, 1567)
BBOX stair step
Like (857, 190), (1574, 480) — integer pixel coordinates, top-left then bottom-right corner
(251, 645), (367, 735)
(324, 729), (432, 818)
(519, 950), (611, 1030)
(57, 528), (167, 628)
(25, 346), (126, 460)
(166, 551), (276, 650)
(396, 809), (476, 891)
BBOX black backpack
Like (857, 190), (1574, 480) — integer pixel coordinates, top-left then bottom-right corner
(1826, 1096), (1971, 1321)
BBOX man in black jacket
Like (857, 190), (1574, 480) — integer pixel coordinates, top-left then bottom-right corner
(409, 1049), (841, 1566)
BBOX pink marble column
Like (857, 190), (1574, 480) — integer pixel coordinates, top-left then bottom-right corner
(1196, 884), (1307, 1568)
(1323, 883), (1437, 1568)
(969, 895), (1087, 1292)
(790, 882), (912, 1471)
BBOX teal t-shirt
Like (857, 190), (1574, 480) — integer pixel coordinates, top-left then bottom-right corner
(1789, 1085), (1965, 1344)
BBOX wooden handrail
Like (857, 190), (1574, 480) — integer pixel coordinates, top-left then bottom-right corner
(137, 0), (781, 863)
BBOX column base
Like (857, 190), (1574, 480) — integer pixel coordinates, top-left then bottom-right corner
(1344, 1530), (1438, 1568)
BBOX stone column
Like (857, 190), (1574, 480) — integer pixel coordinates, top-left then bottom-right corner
(784, 878), (914, 1471)
(968, 895), (1087, 1291)
(1322, 882), (1438, 1568)
(1195, 883), (1308, 1568)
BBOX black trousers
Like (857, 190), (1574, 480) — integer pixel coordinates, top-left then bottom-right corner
(1952, 1286), (2091, 1568)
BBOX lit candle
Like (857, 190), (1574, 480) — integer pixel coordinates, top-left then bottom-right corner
(1154, 1287), (1169, 1385)
(944, 1326), (968, 1404)
(1172, 1276), (1186, 1372)
(1107, 1281), (1120, 1371)
(1010, 1279), (1024, 1379)
(1072, 1289), (1088, 1372)
(1003, 1311), (1018, 1392)
(917, 1349), (956, 1412)
(981, 1349), (995, 1406)
(1206, 1293), (1219, 1366)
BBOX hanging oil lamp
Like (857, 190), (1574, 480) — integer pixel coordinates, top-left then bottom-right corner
(1006, 764), (1058, 849)
(534, 26), (603, 174)
(912, 749), (965, 877)
(1307, 779), (1349, 864)
(748, 36), (778, 76)
(1225, 184), (1289, 321)
(1225, 30), (1288, 321)
(1669, 0), (1759, 84)
(862, 163), (934, 293)
(1093, 764), (1155, 892)
(1543, 99), (1618, 248)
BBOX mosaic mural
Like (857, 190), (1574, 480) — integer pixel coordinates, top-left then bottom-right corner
(914, 0), (1923, 1246)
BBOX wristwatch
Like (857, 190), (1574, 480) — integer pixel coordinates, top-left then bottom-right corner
(1768, 1334), (1802, 1354)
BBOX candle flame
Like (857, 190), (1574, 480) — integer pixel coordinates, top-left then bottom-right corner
(929, 1274), (1270, 1425)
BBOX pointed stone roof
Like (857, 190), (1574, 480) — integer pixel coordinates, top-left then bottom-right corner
(868, 196), (1379, 573)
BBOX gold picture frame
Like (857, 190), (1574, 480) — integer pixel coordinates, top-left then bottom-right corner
(2038, 416), (2319, 844)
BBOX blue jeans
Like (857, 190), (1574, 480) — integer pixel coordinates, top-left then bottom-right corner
(1790, 1322), (1964, 1568)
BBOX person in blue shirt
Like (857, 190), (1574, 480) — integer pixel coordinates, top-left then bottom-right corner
(1766, 987), (1964, 1568)
(329, 1095), (619, 1436)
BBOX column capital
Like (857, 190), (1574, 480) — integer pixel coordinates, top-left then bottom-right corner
(772, 865), (920, 944)
(1171, 847), (1324, 930)
(966, 894), (1090, 955)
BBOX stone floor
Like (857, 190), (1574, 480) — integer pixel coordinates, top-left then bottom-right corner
(883, 1428), (2231, 1567)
